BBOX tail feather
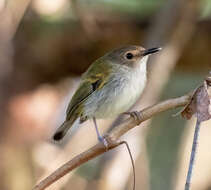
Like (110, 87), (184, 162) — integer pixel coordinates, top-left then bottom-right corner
(53, 121), (69, 141)
(53, 117), (77, 141)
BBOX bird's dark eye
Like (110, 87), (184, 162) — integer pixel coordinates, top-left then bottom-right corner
(125, 53), (133, 60)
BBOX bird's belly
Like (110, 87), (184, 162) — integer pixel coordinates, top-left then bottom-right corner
(92, 73), (146, 118)
(96, 88), (140, 118)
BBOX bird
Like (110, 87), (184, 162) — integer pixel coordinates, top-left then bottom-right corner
(53, 45), (161, 146)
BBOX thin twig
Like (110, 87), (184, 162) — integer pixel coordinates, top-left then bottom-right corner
(185, 119), (201, 190)
(120, 141), (136, 190)
(33, 93), (191, 190)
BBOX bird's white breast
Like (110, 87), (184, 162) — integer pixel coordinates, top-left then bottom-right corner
(92, 56), (148, 118)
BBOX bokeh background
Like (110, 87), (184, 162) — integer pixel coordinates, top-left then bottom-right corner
(0, 0), (211, 190)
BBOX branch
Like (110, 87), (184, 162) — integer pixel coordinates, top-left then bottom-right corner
(33, 93), (192, 190)
(184, 119), (201, 190)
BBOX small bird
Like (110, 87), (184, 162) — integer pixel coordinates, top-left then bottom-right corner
(53, 45), (161, 145)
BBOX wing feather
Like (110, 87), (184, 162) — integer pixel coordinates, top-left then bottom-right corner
(66, 60), (112, 121)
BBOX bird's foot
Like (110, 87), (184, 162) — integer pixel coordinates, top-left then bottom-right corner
(123, 111), (143, 124)
(98, 135), (109, 149)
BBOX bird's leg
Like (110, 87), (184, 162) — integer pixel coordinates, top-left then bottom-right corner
(123, 111), (142, 124)
(93, 117), (108, 148)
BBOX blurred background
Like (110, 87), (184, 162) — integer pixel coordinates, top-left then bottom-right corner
(0, 0), (211, 190)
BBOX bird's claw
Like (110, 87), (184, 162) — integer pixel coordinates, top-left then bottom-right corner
(98, 136), (109, 149)
(124, 111), (142, 124)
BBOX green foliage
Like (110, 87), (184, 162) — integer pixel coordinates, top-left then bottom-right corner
(201, 0), (211, 18)
(80, 0), (164, 17)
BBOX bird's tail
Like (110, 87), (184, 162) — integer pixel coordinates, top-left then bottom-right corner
(53, 116), (78, 141)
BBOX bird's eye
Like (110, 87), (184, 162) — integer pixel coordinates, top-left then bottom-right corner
(125, 52), (133, 60)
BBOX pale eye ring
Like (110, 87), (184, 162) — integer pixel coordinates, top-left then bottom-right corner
(125, 52), (133, 60)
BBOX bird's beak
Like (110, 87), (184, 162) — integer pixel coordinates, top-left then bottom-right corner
(142, 47), (162, 56)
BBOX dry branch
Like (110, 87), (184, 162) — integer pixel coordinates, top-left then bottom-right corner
(33, 93), (191, 190)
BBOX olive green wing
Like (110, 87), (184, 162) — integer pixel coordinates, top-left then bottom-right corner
(53, 59), (113, 141)
(66, 60), (112, 121)
(66, 78), (102, 120)
(53, 75), (105, 141)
